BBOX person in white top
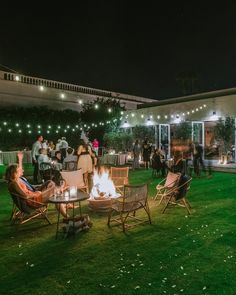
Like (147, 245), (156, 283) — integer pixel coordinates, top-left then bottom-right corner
(55, 139), (61, 151)
(42, 139), (49, 150)
(63, 147), (78, 170)
(38, 148), (51, 169)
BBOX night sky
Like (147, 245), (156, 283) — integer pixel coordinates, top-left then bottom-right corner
(1, 2), (236, 100)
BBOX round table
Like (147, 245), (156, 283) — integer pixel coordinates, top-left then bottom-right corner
(49, 191), (89, 239)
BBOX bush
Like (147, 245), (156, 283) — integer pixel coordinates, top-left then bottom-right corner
(103, 132), (134, 152)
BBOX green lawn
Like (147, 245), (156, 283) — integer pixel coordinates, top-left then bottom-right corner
(0, 170), (236, 295)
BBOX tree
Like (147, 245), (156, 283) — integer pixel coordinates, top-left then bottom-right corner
(0, 106), (82, 150)
(80, 98), (125, 143)
(103, 132), (134, 152)
(173, 122), (192, 140)
(132, 125), (155, 143)
(214, 117), (235, 153)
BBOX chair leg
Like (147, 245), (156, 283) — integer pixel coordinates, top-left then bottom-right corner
(162, 196), (172, 213)
(157, 194), (165, 205)
(107, 209), (114, 226)
(144, 203), (152, 224)
(182, 198), (191, 214)
(119, 212), (126, 232)
(185, 198), (192, 209)
(40, 208), (51, 224)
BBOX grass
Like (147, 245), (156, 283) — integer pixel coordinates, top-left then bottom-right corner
(0, 169), (236, 294)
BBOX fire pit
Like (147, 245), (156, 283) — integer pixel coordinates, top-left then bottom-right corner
(88, 168), (120, 212)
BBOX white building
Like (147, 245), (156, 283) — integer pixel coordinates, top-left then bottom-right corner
(0, 69), (155, 111)
(121, 88), (236, 163)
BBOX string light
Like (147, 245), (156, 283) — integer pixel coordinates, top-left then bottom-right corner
(122, 104), (208, 125)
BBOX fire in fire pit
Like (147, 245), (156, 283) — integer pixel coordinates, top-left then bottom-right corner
(88, 167), (120, 212)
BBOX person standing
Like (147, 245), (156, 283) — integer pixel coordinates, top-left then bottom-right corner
(92, 138), (99, 156)
(152, 149), (166, 177)
(132, 140), (141, 170)
(77, 140), (93, 185)
(193, 142), (205, 176)
(142, 139), (151, 169)
(32, 135), (43, 184)
(59, 137), (69, 162)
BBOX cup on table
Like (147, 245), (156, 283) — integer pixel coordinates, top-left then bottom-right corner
(69, 186), (77, 197)
(64, 191), (69, 201)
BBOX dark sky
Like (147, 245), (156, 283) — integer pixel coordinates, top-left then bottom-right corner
(1, 1), (236, 100)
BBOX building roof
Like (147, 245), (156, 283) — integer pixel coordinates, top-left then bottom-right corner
(138, 87), (236, 109)
(0, 64), (17, 73)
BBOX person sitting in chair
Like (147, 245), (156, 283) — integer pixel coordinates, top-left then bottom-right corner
(6, 152), (69, 218)
(38, 148), (62, 185)
(63, 147), (78, 170)
(169, 152), (185, 175)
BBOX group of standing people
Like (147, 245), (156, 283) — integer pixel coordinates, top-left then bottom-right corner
(132, 138), (152, 170)
(31, 134), (100, 186)
(132, 138), (207, 177)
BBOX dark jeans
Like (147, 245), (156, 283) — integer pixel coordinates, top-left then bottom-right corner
(193, 157), (205, 176)
(33, 160), (39, 183)
(60, 148), (67, 162)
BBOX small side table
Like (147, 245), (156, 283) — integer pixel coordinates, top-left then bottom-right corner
(49, 191), (89, 239)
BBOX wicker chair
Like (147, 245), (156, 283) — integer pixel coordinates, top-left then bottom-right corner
(64, 161), (78, 171)
(110, 166), (129, 195)
(60, 169), (89, 193)
(39, 162), (54, 182)
(8, 185), (51, 225)
(154, 172), (181, 205)
(162, 175), (192, 214)
(107, 183), (151, 232)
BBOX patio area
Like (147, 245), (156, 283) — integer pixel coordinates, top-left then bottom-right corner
(1, 169), (236, 294)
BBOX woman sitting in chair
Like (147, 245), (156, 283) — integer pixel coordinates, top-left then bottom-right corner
(5, 163), (69, 218)
(169, 152), (185, 175)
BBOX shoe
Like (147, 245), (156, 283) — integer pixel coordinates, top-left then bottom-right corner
(67, 203), (80, 209)
(63, 216), (82, 223)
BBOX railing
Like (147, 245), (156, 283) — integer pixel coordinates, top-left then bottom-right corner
(0, 71), (154, 104)
(2, 72), (112, 98)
